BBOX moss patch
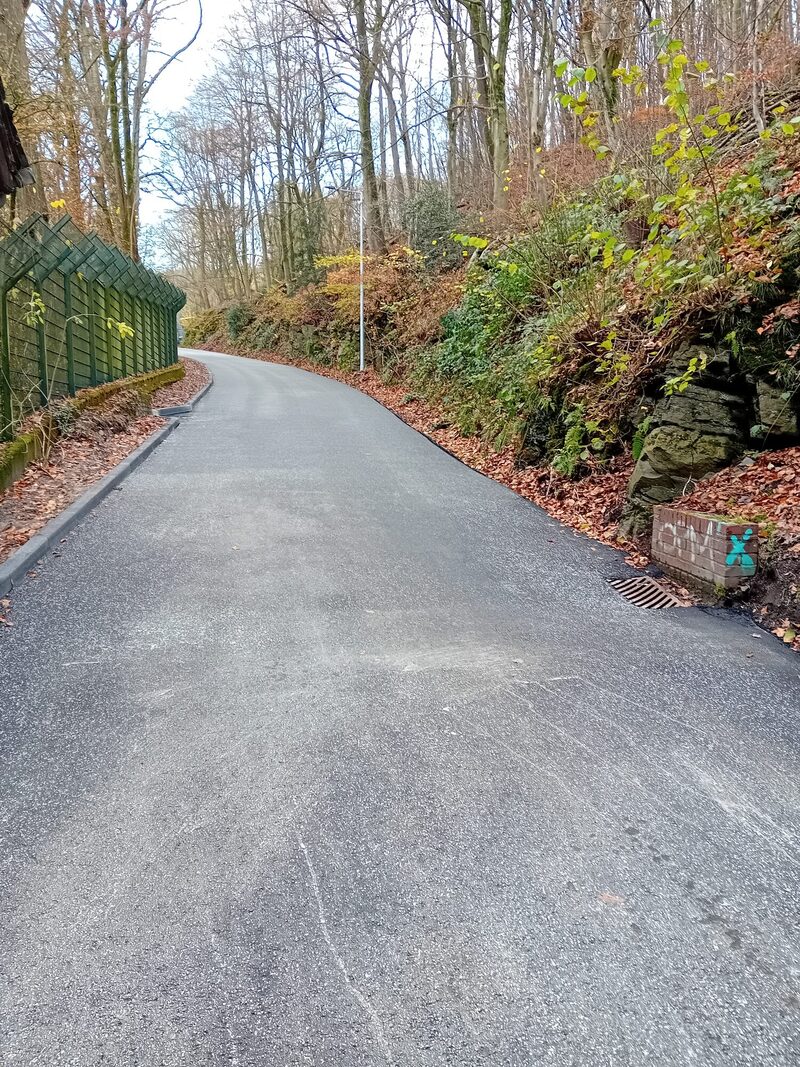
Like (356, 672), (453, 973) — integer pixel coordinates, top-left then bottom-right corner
(72, 364), (184, 412)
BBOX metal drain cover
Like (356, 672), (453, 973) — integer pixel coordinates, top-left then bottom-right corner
(607, 575), (686, 609)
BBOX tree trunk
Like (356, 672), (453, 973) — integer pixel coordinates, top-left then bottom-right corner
(354, 0), (386, 252)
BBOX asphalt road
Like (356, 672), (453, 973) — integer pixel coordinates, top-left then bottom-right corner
(1, 350), (799, 1066)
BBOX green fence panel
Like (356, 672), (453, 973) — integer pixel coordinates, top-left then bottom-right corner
(6, 278), (41, 419)
(70, 275), (93, 389)
(0, 214), (186, 440)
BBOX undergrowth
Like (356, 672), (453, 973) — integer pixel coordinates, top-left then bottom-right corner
(182, 42), (800, 483)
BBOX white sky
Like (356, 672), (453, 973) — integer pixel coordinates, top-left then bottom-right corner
(141, 0), (233, 226)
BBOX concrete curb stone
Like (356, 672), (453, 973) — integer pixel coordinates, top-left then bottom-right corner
(152, 373), (214, 417)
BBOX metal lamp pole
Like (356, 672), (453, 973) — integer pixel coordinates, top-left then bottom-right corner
(359, 185), (365, 372)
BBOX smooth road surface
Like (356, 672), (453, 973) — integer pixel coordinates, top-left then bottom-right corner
(1, 350), (798, 1065)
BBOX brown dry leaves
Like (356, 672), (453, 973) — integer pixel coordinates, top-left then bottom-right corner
(150, 357), (211, 408)
(679, 448), (800, 532)
(0, 413), (165, 567)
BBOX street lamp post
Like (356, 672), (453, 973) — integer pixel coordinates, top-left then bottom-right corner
(359, 185), (365, 372)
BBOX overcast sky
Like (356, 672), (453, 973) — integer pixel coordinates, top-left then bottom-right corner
(141, 0), (233, 226)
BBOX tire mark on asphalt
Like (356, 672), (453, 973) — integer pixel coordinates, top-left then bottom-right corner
(439, 705), (616, 828)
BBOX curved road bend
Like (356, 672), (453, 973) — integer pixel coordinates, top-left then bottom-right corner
(1, 349), (798, 1066)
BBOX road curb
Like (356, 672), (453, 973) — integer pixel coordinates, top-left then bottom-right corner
(0, 419), (179, 596)
(152, 373), (214, 417)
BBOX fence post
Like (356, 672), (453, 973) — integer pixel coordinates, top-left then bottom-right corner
(137, 296), (146, 375)
(118, 291), (128, 378)
(63, 273), (76, 394)
(155, 303), (162, 367)
(148, 302), (156, 367)
(0, 288), (12, 439)
(87, 279), (98, 386)
(142, 301), (149, 370)
(103, 286), (113, 380)
(35, 295), (48, 407)
(128, 294), (134, 371)
(129, 294), (138, 376)
(137, 297), (144, 374)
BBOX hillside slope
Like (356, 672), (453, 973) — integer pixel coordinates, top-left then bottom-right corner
(186, 138), (800, 647)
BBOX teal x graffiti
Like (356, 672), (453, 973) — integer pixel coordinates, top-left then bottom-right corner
(726, 528), (756, 573)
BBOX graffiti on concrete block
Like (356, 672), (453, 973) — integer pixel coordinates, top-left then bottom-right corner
(726, 528), (756, 574)
(661, 518), (757, 575)
(661, 518), (715, 565)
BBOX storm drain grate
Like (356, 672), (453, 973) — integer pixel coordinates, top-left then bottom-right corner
(607, 575), (686, 609)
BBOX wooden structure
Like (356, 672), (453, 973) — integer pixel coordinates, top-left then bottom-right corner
(0, 75), (34, 206)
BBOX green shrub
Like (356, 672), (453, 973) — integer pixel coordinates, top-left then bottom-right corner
(241, 317), (277, 352)
(182, 307), (226, 346)
(500, 197), (623, 306)
(551, 405), (606, 477)
(226, 304), (254, 341)
(402, 182), (463, 266)
(335, 336), (359, 372)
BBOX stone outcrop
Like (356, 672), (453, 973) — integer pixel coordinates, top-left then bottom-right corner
(756, 379), (799, 440)
(621, 345), (751, 534)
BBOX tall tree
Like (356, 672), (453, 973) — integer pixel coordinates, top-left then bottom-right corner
(456, 0), (512, 211)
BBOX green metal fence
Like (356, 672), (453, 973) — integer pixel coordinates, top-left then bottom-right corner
(0, 214), (186, 440)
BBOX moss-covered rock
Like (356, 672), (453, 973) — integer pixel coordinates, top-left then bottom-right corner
(658, 382), (749, 438)
(621, 347), (751, 532)
(72, 363), (183, 412)
(756, 379), (799, 440)
(629, 424), (741, 501)
(0, 427), (51, 492)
